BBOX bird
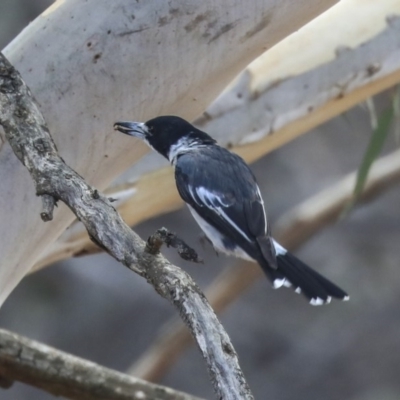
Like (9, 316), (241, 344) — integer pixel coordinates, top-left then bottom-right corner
(114, 115), (349, 305)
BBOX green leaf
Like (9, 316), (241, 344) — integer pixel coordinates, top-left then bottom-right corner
(393, 85), (400, 143)
(343, 105), (394, 215)
(354, 107), (394, 195)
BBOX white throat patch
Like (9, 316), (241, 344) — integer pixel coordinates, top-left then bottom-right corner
(168, 137), (201, 164)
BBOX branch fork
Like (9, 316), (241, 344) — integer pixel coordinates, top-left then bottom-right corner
(146, 227), (203, 263)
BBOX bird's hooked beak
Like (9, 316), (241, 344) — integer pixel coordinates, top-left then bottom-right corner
(113, 121), (148, 139)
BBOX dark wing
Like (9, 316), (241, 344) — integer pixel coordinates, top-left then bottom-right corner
(175, 145), (277, 267)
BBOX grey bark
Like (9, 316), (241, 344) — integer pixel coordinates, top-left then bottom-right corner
(0, 329), (203, 400)
(0, 52), (253, 400)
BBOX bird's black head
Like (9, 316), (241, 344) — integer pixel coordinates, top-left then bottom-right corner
(114, 115), (216, 161)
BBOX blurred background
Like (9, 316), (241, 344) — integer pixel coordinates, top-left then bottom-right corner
(1, 1), (400, 399)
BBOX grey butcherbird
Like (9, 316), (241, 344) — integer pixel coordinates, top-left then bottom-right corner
(114, 115), (349, 305)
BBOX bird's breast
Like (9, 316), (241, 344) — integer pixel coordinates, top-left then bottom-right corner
(187, 205), (254, 261)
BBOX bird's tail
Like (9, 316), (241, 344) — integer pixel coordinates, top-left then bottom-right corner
(260, 241), (349, 306)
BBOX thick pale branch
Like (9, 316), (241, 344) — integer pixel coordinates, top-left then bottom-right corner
(1, 0), (337, 306)
(0, 329), (202, 400)
(200, 1), (400, 158)
(35, 1), (400, 268)
(0, 53), (252, 400)
(128, 147), (400, 381)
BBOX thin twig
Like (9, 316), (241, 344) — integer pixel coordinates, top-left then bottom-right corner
(40, 194), (56, 221)
(0, 329), (202, 400)
(0, 52), (253, 400)
(146, 227), (203, 263)
(129, 146), (400, 381)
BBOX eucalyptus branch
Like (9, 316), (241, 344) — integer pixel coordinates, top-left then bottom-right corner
(0, 329), (202, 400)
(0, 52), (253, 400)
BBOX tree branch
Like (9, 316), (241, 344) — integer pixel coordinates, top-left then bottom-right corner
(0, 52), (253, 399)
(40, 194), (56, 222)
(32, 3), (400, 270)
(146, 228), (203, 263)
(0, 329), (202, 400)
(128, 146), (400, 381)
